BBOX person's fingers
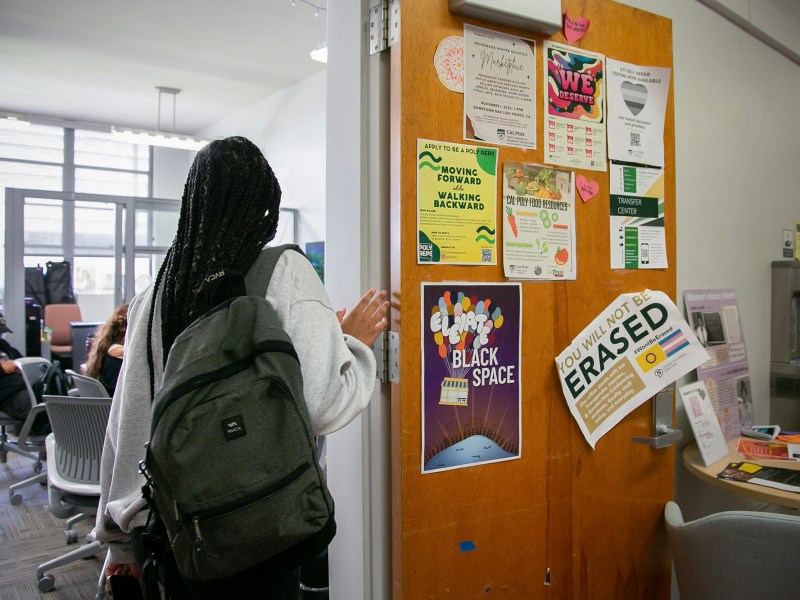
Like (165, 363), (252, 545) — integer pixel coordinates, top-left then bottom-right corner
(335, 308), (346, 323)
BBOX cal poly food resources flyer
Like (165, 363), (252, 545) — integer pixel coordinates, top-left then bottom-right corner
(543, 41), (606, 172)
(417, 139), (498, 264)
(502, 162), (576, 280)
(555, 290), (709, 448)
(422, 283), (521, 473)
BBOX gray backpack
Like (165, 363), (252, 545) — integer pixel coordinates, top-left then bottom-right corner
(140, 245), (335, 584)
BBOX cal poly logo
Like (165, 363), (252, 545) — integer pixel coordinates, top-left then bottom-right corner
(497, 129), (506, 140)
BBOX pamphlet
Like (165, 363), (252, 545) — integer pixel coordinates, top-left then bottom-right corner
(737, 438), (800, 462)
(678, 381), (728, 466)
(718, 461), (800, 494)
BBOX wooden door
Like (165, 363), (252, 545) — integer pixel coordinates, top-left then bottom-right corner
(389, 1), (676, 598)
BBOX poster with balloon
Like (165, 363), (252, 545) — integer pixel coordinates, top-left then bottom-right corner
(422, 283), (521, 474)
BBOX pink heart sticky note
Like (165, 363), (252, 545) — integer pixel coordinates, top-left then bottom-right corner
(564, 11), (590, 44)
(576, 175), (599, 202)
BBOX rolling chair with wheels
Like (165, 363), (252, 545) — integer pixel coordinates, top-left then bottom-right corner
(4, 357), (51, 504)
(664, 500), (800, 600)
(45, 303), (82, 369)
(35, 394), (111, 596)
(65, 369), (110, 398)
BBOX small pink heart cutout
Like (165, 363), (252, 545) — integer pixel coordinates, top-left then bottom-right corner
(564, 11), (590, 44)
(576, 175), (599, 202)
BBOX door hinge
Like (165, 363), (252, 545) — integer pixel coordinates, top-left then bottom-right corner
(373, 330), (399, 383)
(369, 0), (400, 56)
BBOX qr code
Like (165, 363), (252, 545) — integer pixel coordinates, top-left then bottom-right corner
(481, 248), (492, 262)
(630, 132), (641, 147)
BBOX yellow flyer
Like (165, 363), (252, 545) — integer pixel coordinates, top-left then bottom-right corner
(417, 139), (498, 265)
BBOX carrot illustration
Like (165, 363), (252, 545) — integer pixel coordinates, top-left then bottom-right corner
(506, 206), (518, 237)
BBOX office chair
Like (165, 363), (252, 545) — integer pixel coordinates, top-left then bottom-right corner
(664, 500), (800, 600)
(44, 303), (82, 367)
(36, 394), (112, 597)
(65, 369), (110, 398)
(5, 357), (51, 504)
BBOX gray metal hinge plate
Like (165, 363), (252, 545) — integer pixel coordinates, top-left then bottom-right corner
(369, 0), (399, 55)
(373, 330), (399, 383)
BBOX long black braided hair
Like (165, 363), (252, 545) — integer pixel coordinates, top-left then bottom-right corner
(146, 136), (281, 394)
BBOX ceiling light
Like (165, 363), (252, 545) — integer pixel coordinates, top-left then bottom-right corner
(310, 46), (328, 64)
(0, 112), (31, 131)
(111, 87), (208, 151)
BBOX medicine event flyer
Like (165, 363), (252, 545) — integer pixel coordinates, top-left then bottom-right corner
(422, 283), (521, 473)
(417, 139), (498, 265)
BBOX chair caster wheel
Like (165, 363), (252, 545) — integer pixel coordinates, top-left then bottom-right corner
(38, 573), (55, 592)
(34, 461), (43, 473)
(10, 492), (22, 505)
(66, 529), (79, 544)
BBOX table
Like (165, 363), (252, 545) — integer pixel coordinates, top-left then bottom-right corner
(682, 438), (800, 510)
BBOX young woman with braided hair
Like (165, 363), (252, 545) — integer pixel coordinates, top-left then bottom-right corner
(94, 136), (389, 598)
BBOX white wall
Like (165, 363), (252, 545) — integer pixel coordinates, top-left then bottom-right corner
(614, 0), (800, 521)
(196, 71), (327, 248)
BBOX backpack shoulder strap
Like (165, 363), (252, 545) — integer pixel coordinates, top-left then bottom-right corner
(244, 244), (305, 299)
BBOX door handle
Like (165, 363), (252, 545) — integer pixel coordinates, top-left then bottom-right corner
(633, 424), (683, 449)
(632, 384), (682, 449)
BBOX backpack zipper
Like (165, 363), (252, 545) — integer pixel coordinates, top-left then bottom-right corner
(151, 339), (297, 435)
(187, 462), (310, 553)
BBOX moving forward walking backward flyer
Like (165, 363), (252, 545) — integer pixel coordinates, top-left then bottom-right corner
(555, 290), (709, 448)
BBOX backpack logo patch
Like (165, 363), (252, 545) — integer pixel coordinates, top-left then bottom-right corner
(222, 415), (247, 440)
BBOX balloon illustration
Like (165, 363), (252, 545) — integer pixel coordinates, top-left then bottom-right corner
(429, 290), (504, 379)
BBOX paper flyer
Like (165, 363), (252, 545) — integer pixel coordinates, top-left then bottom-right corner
(422, 283), (521, 473)
(609, 161), (667, 269)
(417, 139), (498, 265)
(543, 41), (607, 171)
(555, 289), (710, 448)
(606, 58), (671, 167)
(679, 380), (729, 466)
(684, 289), (752, 437)
(501, 162), (576, 280)
(464, 24), (536, 150)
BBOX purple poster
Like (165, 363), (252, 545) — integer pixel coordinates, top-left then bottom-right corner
(422, 283), (521, 473)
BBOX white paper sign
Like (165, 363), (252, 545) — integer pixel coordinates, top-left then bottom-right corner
(555, 289), (710, 448)
(679, 380), (729, 466)
(606, 58), (671, 167)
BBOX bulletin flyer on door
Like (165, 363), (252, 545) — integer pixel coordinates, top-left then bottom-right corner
(417, 139), (498, 265)
(501, 162), (576, 280)
(683, 289), (752, 437)
(555, 290), (709, 448)
(422, 283), (521, 474)
(543, 40), (607, 172)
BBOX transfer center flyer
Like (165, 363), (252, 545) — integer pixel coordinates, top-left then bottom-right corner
(417, 139), (498, 265)
(555, 290), (709, 448)
(544, 41), (607, 172)
(609, 161), (667, 269)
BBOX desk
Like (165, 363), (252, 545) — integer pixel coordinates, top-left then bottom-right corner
(683, 438), (800, 510)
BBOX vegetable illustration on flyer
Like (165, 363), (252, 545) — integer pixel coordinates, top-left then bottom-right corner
(555, 290), (709, 448)
(422, 283), (521, 473)
(417, 139), (498, 265)
(502, 162), (575, 280)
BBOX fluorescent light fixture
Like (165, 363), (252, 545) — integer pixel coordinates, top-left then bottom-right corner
(111, 127), (209, 151)
(310, 46), (328, 63)
(0, 112), (31, 131)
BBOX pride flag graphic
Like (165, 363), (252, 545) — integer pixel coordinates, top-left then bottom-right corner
(659, 329), (689, 357)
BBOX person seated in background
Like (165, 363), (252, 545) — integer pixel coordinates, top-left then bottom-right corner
(0, 313), (30, 423)
(85, 304), (128, 396)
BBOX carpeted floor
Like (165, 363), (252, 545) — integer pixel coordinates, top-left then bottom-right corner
(0, 444), (104, 600)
